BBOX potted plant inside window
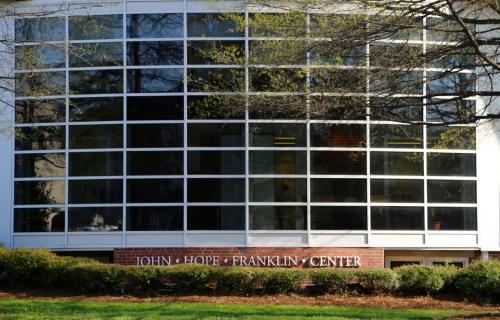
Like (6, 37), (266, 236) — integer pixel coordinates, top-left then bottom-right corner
(432, 220), (442, 230)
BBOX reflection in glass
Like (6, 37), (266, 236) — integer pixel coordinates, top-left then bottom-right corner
(188, 206), (245, 230)
(127, 41), (183, 65)
(188, 68), (244, 92)
(127, 13), (183, 38)
(250, 206), (306, 230)
(311, 124), (366, 147)
(69, 42), (123, 67)
(188, 179), (245, 202)
(311, 43), (365, 66)
(370, 125), (423, 149)
(127, 68), (183, 93)
(188, 41), (244, 65)
(16, 99), (66, 123)
(15, 126), (65, 151)
(427, 153), (476, 176)
(427, 126), (475, 150)
(428, 207), (477, 231)
(15, 153), (65, 178)
(187, 13), (244, 37)
(70, 70), (123, 94)
(127, 151), (183, 175)
(70, 125), (123, 149)
(371, 179), (424, 202)
(311, 69), (366, 93)
(16, 72), (65, 97)
(250, 40), (307, 65)
(188, 95), (245, 120)
(69, 152), (123, 176)
(250, 178), (307, 202)
(69, 15), (123, 40)
(127, 206), (183, 231)
(69, 179), (123, 204)
(427, 72), (475, 95)
(15, 17), (65, 41)
(14, 208), (65, 232)
(249, 123), (306, 147)
(188, 123), (244, 147)
(69, 98), (123, 122)
(16, 45), (66, 69)
(370, 43), (422, 68)
(311, 179), (366, 202)
(310, 96), (366, 120)
(370, 97), (423, 122)
(370, 152), (423, 175)
(249, 95), (306, 120)
(127, 96), (183, 120)
(370, 70), (423, 95)
(311, 206), (367, 230)
(69, 207), (123, 232)
(249, 12), (306, 37)
(426, 99), (475, 123)
(127, 124), (183, 148)
(188, 151), (245, 175)
(427, 180), (476, 203)
(371, 207), (424, 230)
(250, 68), (306, 92)
(127, 179), (183, 203)
(250, 151), (306, 174)
(15, 180), (65, 205)
(311, 151), (366, 175)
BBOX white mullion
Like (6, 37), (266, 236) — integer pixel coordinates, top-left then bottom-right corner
(244, 8), (250, 247)
(122, 6), (127, 248)
(183, 0), (188, 246)
(64, 10), (69, 248)
(366, 19), (372, 246)
(423, 17), (428, 243)
(305, 11), (312, 247)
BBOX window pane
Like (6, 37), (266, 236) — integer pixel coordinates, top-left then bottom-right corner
(250, 206), (306, 230)
(371, 207), (424, 230)
(249, 12), (306, 37)
(69, 15), (123, 40)
(16, 72), (66, 97)
(250, 68), (306, 92)
(127, 206), (183, 231)
(69, 152), (123, 176)
(188, 206), (245, 230)
(370, 97), (423, 122)
(188, 95), (245, 120)
(188, 123), (244, 147)
(371, 179), (424, 202)
(428, 207), (477, 231)
(311, 124), (366, 147)
(69, 42), (123, 67)
(249, 123), (306, 147)
(188, 41), (244, 65)
(16, 45), (66, 69)
(15, 180), (65, 205)
(15, 17), (65, 41)
(69, 179), (122, 204)
(127, 179), (183, 203)
(370, 152), (423, 175)
(187, 13), (244, 37)
(69, 207), (123, 232)
(250, 178), (307, 202)
(16, 99), (65, 124)
(311, 179), (366, 202)
(311, 206), (367, 230)
(310, 96), (366, 120)
(127, 151), (183, 175)
(188, 179), (245, 202)
(249, 95), (307, 120)
(370, 43), (422, 68)
(188, 151), (244, 175)
(127, 41), (183, 65)
(127, 68), (183, 93)
(426, 99), (475, 123)
(70, 70), (123, 94)
(15, 153), (65, 178)
(127, 124), (183, 148)
(127, 13), (183, 38)
(14, 208), (65, 232)
(427, 126), (475, 150)
(427, 153), (476, 176)
(70, 125), (123, 149)
(15, 126), (65, 151)
(250, 151), (306, 174)
(427, 72), (475, 96)
(311, 151), (366, 175)
(370, 125), (423, 149)
(311, 43), (365, 66)
(311, 69), (366, 93)
(188, 68), (244, 92)
(427, 180), (476, 203)
(370, 70), (423, 95)
(69, 98), (123, 122)
(250, 40), (306, 65)
(127, 96), (183, 120)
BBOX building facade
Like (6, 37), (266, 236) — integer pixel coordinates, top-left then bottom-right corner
(0, 0), (499, 268)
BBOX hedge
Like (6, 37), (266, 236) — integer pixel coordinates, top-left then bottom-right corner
(0, 248), (499, 302)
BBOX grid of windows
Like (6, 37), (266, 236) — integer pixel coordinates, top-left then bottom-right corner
(13, 12), (477, 238)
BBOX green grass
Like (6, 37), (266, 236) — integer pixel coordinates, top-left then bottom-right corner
(0, 298), (468, 320)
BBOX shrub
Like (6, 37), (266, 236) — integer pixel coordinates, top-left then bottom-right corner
(454, 261), (500, 303)
(214, 267), (260, 294)
(397, 265), (458, 295)
(309, 269), (351, 294)
(161, 264), (215, 293)
(353, 269), (400, 294)
(260, 268), (306, 294)
(0, 248), (56, 287)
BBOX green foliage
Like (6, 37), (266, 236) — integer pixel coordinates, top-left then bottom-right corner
(309, 269), (351, 294)
(397, 265), (458, 295)
(454, 261), (500, 303)
(214, 267), (261, 294)
(260, 268), (306, 294)
(353, 269), (400, 294)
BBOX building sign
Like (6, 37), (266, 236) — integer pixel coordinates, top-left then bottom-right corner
(135, 255), (361, 268)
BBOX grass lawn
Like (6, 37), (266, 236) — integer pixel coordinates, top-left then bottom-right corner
(0, 298), (468, 320)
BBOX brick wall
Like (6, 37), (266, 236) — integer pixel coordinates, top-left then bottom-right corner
(470, 251), (500, 264)
(114, 247), (384, 269)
